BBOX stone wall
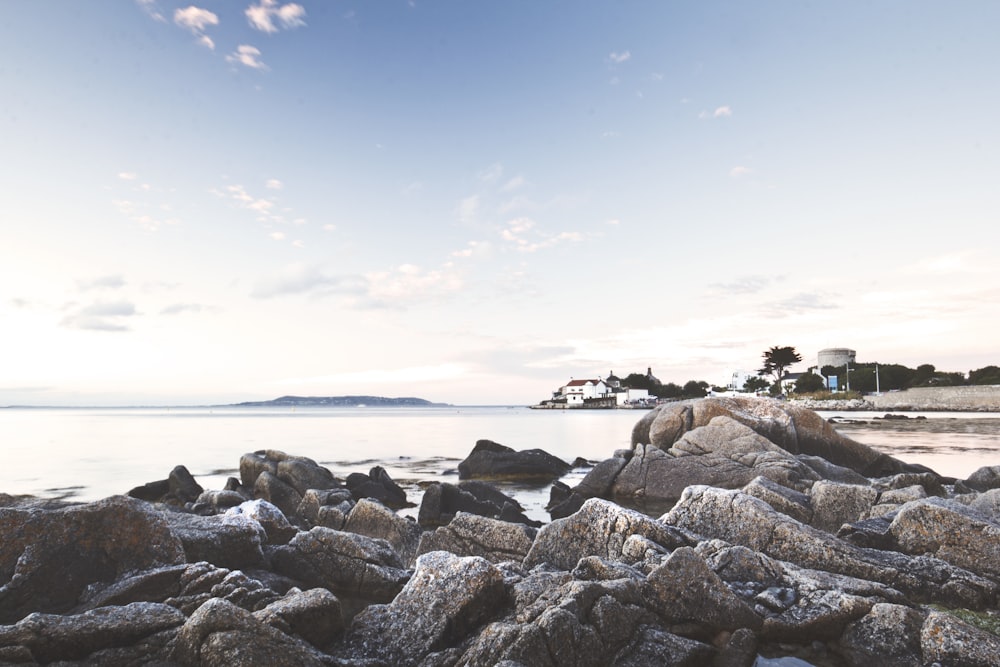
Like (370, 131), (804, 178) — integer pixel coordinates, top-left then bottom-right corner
(867, 385), (1000, 411)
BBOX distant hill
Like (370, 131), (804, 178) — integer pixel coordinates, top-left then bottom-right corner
(229, 395), (451, 408)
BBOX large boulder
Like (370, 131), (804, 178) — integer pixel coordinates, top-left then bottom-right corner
(339, 551), (507, 666)
(159, 510), (268, 570)
(0, 496), (186, 623)
(524, 498), (693, 571)
(417, 512), (538, 563)
(270, 527), (410, 613)
(664, 486), (998, 610)
(0, 602), (185, 664)
(343, 498), (424, 566)
(632, 397), (921, 478)
(173, 597), (330, 667)
(458, 439), (571, 482)
(611, 416), (820, 509)
(345, 466), (410, 508)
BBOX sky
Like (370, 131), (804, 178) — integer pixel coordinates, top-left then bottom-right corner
(2, 1), (999, 406)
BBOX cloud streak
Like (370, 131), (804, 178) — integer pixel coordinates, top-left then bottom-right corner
(61, 301), (138, 332)
(246, 0), (307, 33)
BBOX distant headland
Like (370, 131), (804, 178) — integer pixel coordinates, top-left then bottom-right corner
(227, 395), (451, 408)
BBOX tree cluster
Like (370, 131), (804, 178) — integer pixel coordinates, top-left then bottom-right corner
(619, 372), (710, 399)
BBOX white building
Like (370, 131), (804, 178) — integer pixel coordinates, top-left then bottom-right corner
(726, 369), (764, 392)
(559, 378), (610, 405)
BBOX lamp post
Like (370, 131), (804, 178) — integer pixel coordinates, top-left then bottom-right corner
(875, 363), (880, 395)
(845, 363), (852, 393)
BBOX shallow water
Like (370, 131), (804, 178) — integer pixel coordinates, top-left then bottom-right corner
(3, 406), (1000, 522)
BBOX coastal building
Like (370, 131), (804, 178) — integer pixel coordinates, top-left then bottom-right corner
(818, 348), (856, 370)
(559, 378), (610, 405)
(726, 370), (764, 392)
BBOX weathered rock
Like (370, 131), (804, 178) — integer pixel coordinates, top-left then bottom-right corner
(417, 512), (537, 563)
(343, 498), (424, 566)
(173, 597), (330, 666)
(73, 564), (190, 613)
(573, 456), (629, 499)
(613, 625), (716, 666)
(632, 397), (919, 477)
(920, 610), (1000, 666)
(612, 417), (820, 509)
(546, 481), (586, 520)
(889, 497), (1000, 580)
(225, 499), (297, 545)
(460, 480), (541, 526)
(193, 489), (248, 514)
(962, 464), (1000, 492)
(795, 454), (872, 485)
(275, 456), (339, 496)
(0, 602), (185, 663)
(345, 465), (410, 508)
(809, 481), (878, 533)
(458, 439), (571, 482)
(164, 562), (284, 615)
(253, 588), (344, 650)
(643, 547), (762, 632)
(296, 488), (354, 528)
(664, 486), (998, 610)
(839, 602), (925, 667)
(253, 470), (303, 519)
(341, 551), (507, 666)
(743, 475), (813, 524)
(271, 527), (410, 609)
(970, 488), (1000, 517)
(169, 465), (206, 504)
(524, 498), (693, 571)
(0, 496), (185, 623)
(160, 509), (267, 570)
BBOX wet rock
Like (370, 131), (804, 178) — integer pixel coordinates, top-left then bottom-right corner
(254, 470), (303, 519)
(126, 465), (204, 507)
(341, 551), (507, 666)
(343, 498), (423, 566)
(573, 456), (629, 499)
(839, 603), (924, 667)
(524, 498), (693, 571)
(0, 602), (185, 664)
(809, 481), (878, 533)
(345, 465), (410, 509)
(0, 496), (185, 623)
(173, 597), (330, 667)
(458, 439), (571, 482)
(418, 481), (527, 527)
(961, 464), (1000, 492)
(417, 512), (537, 563)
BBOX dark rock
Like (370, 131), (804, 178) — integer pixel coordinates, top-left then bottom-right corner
(548, 489), (586, 520)
(254, 470), (303, 519)
(159, 510), (267, 570)
(839, 602), (925, 667)
(524, 498), (693, 571)
(612, 625), (716, 666)
(340, 551), (507, 667)
(193, 489), (248, 514)
(127, 478), (170, 503)
(275, 457), (339, 496)
(574, 455), (629, 499)
(417, 512), (537, 563)
(169, 465), (205, 504)
(460, 480), (526, 511)
(0, 601), (185, 663)
(296, 488), (354, 528)
(963, 464), (1000, 492)
(345, 466), (410, 509)
(796, 454), (872, 485)
(0, 496), (185, 623)
(173, 597), (330, 666)
(743, 475), (813, 524)
(271, 527), (410, 610)
(253, 588), (344, 650)
(417, 481), (504, 527)
(458, 439), (571, 482)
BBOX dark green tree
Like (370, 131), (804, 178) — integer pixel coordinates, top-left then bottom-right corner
(970, 366), (1000, 385)
(794, 372), (825, 394)
(743, 376), (770, 393)
(658, 382), (683, 398)
(682, 380), (708, 398)
(758, 346), (802, 388)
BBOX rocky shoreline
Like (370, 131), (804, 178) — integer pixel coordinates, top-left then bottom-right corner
(4, 396), (1000, 665)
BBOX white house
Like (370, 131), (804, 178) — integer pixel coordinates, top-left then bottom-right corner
(559, 378), (610, 405)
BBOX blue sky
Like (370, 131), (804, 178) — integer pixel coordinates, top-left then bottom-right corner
(2, 1), (999, 405)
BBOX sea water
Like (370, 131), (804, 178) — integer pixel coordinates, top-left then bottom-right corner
(2, 406), (999, 522)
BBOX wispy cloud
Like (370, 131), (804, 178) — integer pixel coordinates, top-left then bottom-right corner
(457, 195), (480, 224)
(61, 301), (138, 332)
(265, 178), (283, 190)
(160, 303), (219, 315)
(112, 199), (179, 232)
(246, 0), (307, 33)
(608, 50), (631, 64)
(226, 45), (267, 70)
(708, 275), (781, 296)
(251, 263), (368, 299)
(730, 166), (752, 178)
(173, 5), (218, 49)
(77, 275), (126, 291)
(500, 217), (583, 253)
(136, 0), (166, 22)
(699, 105), (733, 119)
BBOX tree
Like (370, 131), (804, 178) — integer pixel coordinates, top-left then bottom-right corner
(758, 346), (802, 388)
(970, 366), (1000, 385)
(743, 376), (770, 393)
(682, 380), (708, 398)
(794, 372), (825, 394)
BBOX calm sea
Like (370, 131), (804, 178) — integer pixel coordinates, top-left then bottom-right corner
(2, 406), (999, 522)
